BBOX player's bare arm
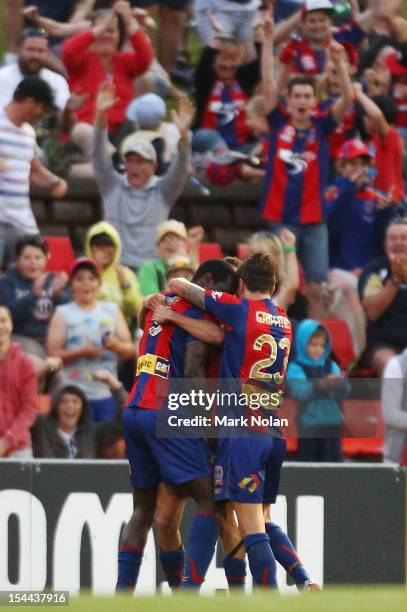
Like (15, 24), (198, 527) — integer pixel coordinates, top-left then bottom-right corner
(330, 42), (354, 123)
(154, 306), (224, 346)
(168, 278), (206, 310)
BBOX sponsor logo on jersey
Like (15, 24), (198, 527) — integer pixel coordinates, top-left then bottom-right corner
(136, 353), (170, 378)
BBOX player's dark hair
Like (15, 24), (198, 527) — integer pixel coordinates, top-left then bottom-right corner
(193, 259), (239, 294)
(15, 234), (49, 258)
(238, 253), (276, 294)
(287, 75), (317, 96)
(89, 232), (116, 248)
(223, 256), (241, 272)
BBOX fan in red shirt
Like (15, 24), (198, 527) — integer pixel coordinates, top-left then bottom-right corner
(62, 2), (153, 137)
(358, 90), (405, 206)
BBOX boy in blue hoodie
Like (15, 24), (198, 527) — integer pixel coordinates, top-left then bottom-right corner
(287, 319), (349, 462)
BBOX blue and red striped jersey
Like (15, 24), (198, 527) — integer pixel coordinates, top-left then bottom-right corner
(204, 290), (292, 383)
(260, 104), (337, 224)
(127, 295), (212, 410)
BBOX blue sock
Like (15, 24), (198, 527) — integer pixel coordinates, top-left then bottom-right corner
(160, 548), (185, 589)
(265, 522), (310, 587)
(182, 513), (219, 588)
(116, 546), (143, 591)
(243, 533), (277, 588)
(223, 556), (247, 589)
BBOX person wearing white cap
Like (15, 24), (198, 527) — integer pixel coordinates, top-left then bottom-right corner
(92, 82), (194, 272)
(279, 0), (366, 75)
(137, 219), (189, 295)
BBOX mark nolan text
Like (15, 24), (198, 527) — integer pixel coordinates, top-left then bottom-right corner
(167, 415), (289, 428)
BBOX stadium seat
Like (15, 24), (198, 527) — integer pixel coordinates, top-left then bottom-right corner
(236, 243), (251, 261)
(44, 236), (75, 273)
(342, 399), (384, 458)
(286, 437), (298, 453)
(199, 242), (224, 263)
(342, 437), (383, 458)
(317, 319), (355, 371)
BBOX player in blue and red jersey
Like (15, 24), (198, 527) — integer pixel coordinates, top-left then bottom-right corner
(260, 11), (353, 317)
(116, 260), (238, 592)
(161, 255), (319, 590)
(169, 253), (295, 589)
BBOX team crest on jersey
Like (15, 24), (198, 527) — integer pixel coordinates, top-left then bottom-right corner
(211, 291), (223, 301)
(149, 324), (162, 336)
(164, 296), (179, 306)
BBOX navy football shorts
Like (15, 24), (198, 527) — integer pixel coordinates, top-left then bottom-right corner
(214, 435), (286, 503)
(123, 407), (212, 488)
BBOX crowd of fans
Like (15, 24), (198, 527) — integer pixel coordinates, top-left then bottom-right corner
(0, 0), (407, 463)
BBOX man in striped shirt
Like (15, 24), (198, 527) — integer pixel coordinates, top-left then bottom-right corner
(0, 75), (67, 268)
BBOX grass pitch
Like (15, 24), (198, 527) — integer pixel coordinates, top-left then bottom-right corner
(8, 587), (407, 612)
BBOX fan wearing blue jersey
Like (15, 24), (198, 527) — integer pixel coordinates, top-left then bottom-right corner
(260, 11), (353, 318)
(169, 254), (294, 589)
